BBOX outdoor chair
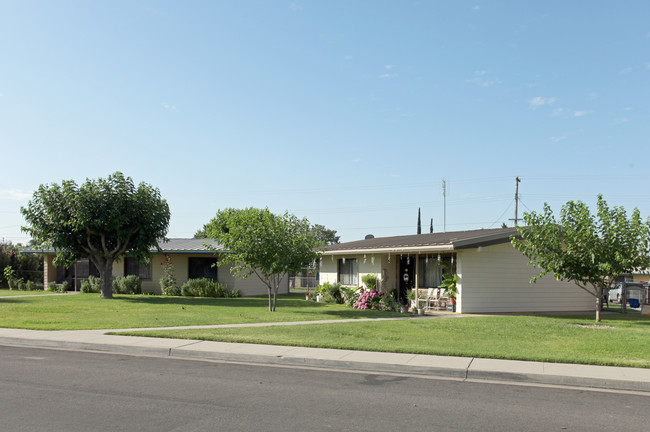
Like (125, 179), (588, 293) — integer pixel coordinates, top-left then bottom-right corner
(425, 288), (441, 311)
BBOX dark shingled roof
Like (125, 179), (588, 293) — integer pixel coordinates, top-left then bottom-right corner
(21, 238), (224, 255)
(323, 227), (519, 254)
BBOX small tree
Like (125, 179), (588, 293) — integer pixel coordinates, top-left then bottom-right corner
(205, 207), (323, 311)
(21, 172), (170, 298)
(511, 195), (650, 322)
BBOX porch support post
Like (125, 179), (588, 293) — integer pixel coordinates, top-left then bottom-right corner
(415, 253), (419, 306)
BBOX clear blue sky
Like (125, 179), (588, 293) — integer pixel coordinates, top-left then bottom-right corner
(1, 1), (649, 244)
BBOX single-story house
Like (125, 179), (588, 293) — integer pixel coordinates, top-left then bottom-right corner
(24, 238), (286, 296)
(617, 269), (650, 284)
(319, 227), (595, 314)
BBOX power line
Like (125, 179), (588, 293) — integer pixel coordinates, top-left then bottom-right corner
(489, 199), (514, 228)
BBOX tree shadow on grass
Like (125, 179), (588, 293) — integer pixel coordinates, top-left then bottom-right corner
(534, 311), (650, 328)
(112, 295), (401, 320)
(0, 298), (30, 303)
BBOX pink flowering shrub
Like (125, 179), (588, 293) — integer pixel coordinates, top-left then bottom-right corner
(352, 289), (394, 311)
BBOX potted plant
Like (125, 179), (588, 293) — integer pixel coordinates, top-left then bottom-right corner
(406, 290), (416, 312)
(440, 273), (458, 312)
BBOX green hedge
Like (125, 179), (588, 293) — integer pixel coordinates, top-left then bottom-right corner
(180, 278), (240, 298)
(112, 275), (142, 294)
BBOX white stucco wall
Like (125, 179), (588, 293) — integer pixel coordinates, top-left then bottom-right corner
(456, 242), (595, 313)
(318, 254), (382, 289)
(319, 256), (338, 285)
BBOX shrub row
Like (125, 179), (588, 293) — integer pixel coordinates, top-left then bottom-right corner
(8, 279), (45, 291)
(80, 275), (102, 293)
(112, 275), (142, 295)
(180, 278), (240, 298)
(47, 280), (69, 293)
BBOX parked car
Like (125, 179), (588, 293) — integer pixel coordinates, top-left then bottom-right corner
(607, 282), (647, 304)
(607, 285), (621, 303)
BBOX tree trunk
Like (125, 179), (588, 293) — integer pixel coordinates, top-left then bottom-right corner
(99, 258), (114, 299)
(268, 287), (273, 312)
(272, 287), (278, 312)
(595, 296), (601, 322)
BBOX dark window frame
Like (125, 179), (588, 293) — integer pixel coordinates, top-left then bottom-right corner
(338, 258), (358, 286)
(124, 257), (152, 280)
(188, 257), (219, 281)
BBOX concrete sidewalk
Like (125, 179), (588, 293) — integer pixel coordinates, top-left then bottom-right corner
(1, 325), (650, 393)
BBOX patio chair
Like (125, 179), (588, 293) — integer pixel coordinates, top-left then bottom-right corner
(437, 295), (448, 311)
(426, 288), (442, 311)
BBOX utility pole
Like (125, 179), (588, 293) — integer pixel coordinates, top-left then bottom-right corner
(442, 178), (447, 232)
(509, 176), (521, 226)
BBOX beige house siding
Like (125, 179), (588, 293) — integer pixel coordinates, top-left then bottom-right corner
(44, 255), (56, 285)
(630, 274), (650, 284)
(318, 254), (382, 289)
(457, 242), (594, 313)
(218, 263), (289, 296)
(318, 257), (338, 285)
(381, 254), (398, 294)
(142, 254), (275, 296)
(41, 252), (274, 297)
(358, 256), (382, 289)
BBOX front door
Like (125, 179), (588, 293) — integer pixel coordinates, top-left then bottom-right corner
(398, 255), (415, 304)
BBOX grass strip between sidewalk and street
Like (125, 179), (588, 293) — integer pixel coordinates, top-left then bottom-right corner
(2, 291), (649, 368)
(116, 313), (650, 369)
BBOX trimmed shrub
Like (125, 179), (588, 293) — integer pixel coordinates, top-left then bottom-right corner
(47, 281), (57, 291)
(25, 280), (35, 291)
(15, 279), (26, 291)
(361, 274), (378, 291)
(80, 280), (91, 293)
(225, 288), (241, 298)
(112, 275), (142, 295)
(181, 278), (228, 298)
(88, 275), (102, 293)
(314, 282), (344, 304)
(59, 281), (69, 293)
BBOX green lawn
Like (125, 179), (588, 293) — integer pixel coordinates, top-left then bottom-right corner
(2, 291), (649, 368)
(119, 313), (650, 368)
(0, 289), (56, 296)
(0, 293), (400, 330)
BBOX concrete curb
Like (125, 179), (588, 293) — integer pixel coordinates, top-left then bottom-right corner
(2, 335), (650, 393)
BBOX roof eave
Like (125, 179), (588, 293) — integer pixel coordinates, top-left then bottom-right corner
(322, 244), (454, 255)
(452, 231), (516, 249)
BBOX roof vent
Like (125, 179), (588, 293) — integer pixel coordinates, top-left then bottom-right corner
(365, 234), (375, 240)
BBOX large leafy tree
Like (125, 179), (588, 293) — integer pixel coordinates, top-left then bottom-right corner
(311, 224), (340, 245)
(511, 195), (650, 322)
(193, 225), (208, 239)
(21, 172), (170, 298)
(205, 207), (323, 311)
(0, 240), (43, 286)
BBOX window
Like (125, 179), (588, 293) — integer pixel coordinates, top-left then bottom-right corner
(124, 257), (151, 280)
(188, 257), (219, 280)
(417, 256), (451, 288)
(338, 258), (357, 285)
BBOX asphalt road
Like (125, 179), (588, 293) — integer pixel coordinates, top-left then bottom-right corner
(0, 345), (646, 432)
